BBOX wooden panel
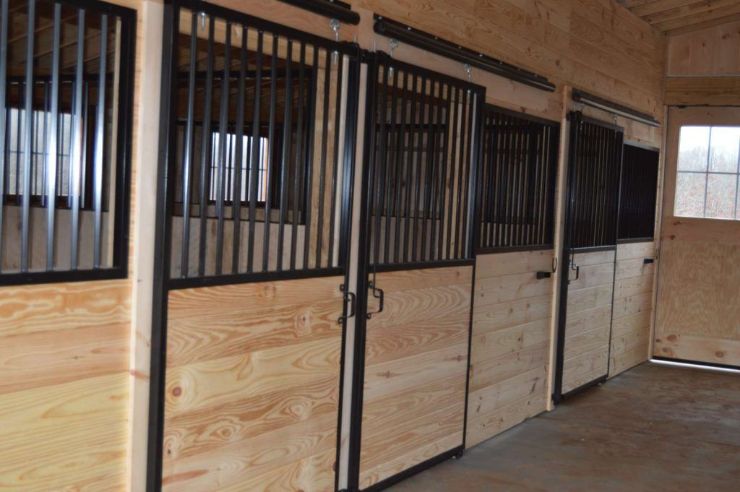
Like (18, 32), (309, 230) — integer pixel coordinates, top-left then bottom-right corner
(655, 222), (740, 367)
(665, 77), (740, 106)
(355, 0), (665, 120)
(609, 241), (655, 377)
(466, 251), (553, 448)
(359, 266), (472, 489)
(623, 0), (740, 34)
(162, 276), (344, 491)
(561, 250), (615, 394)
(0, 280), (130, 491)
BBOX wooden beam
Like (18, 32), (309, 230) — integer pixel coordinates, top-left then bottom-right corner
(654, 3), (740, 31)
(645, 0), (740, 23)
(631, 0), (705, 18)
(664, 76), (740, 105)
(666, 11), (740, 34)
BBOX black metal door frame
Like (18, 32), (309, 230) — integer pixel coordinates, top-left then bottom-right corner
(552, 111), (624, 404)
(346, 51), (484, 492)
(145, 1), (361, 490)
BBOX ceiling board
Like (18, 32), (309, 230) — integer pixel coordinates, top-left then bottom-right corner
(616, 0), (740, 34)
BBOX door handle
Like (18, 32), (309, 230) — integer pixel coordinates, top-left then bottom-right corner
(366, 281), (385, 319)
(570, 263), (580, 282)
(536, 271), (551, 279)
(643, 258), (654, 265)
(338, 284), (356, 325)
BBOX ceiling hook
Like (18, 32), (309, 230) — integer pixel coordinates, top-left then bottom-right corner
(330, 18), (341, 65)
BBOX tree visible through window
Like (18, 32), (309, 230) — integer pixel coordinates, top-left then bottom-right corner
(675, 126), (740, 220)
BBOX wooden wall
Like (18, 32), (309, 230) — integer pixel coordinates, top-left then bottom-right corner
(0, 280), (131, 490)
(665, 19), (740, 105)
(359, 266), (472, 489)
(466, 251), (553, 448)
(655, 106), (740, 368)
(162, 276), (345, 491)
(609, 242), (655, 378)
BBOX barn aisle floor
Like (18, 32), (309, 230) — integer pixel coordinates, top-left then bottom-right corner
(389, 362), (740, 491)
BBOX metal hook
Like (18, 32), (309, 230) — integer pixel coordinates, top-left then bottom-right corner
(330, 18), (340, 65)
(388, 38), (399, 78)
(464, 63), (472, 82)
(199, 11), (206, 30)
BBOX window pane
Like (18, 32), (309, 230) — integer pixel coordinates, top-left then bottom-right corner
(674, 172), (706, 217)
(709, 127), (740, 173)
(677, 126), (709, 171)
(706, 173), (737, 219)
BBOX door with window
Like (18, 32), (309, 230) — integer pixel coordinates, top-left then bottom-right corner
(654, 107), (740, 368)
(347, 54), (482, 490)
(554, 113), (623, 400)
(149, 3), (361, 490)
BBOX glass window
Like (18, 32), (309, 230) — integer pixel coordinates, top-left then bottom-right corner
(674, 126), (740, 220)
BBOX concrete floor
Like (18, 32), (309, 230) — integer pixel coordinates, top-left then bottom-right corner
(389, 362), (740, 492)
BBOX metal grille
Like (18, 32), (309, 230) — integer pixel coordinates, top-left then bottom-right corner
(364, 53), (483, 268)
(165, 1), (360, 281)
(618, 144), (658, 241)
(477, 106), (559, 251)
(566, 113), (623, 249)
(0, 0), (135, 281)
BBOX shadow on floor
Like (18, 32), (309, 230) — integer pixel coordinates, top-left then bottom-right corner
(388, 362), (740, 492)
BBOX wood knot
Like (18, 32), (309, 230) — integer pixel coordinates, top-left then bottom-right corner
(172, 386), (182, 397)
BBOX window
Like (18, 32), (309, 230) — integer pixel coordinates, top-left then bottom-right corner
(209, 132), (271, 204)
(675, 126), (740, 220)
(618, 145), (659, 241)
(0, 0), (135, 281)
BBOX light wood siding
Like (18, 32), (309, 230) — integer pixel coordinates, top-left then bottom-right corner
(359, 266), (472, 489)
(0, 280), (130, 491)
(162, 276), (344, 491)
(561, 250), (615, 394)
(466, 250), (553, 448)
(609, 241), (655, 377)
(655, 220), (740, 367)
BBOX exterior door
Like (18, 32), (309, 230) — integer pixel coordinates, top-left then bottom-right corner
(347, 54), (483, 490)
(554, 112), (623, 401)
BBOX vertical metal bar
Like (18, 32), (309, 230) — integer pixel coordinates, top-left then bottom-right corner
(92, 14), (108, 268)
(247, 30), (264, 273)
(458, 87), (473, 257)
(197, 16), (215, 276)
(276, 40), (293, 271)
(0, 0), (7, 270)
(443, 86), (459, 259)
(69, 8), (85, 269)
(382, 66), (398, 264)
(214, 23), (231, 275)
(433, 83), (449, 260)
(402, 71), (419, 263)
(20, 0), (36, 271)
(179, 13), (198, 277)
(261, 33), (277, 271)
(392, 70), (408, 263)
(428, 81), (445, 258)
(453, 87), (468, 256)
(327, 52), (344, 266)
(315, 48), (331, 268)
(44, 3), (61, 270)
(290, 41), (306, 270)
(373, 62), (389, 266)
(412, 76), (428, 262)
(301, 44), (318, 270)
(231, 27), (247, 273)
(423, 80), (440, 260)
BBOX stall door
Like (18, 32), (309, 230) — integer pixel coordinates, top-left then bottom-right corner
(150, 3), (360, 490)
(349, 54), (482, 490)
(554, 113), (623, 400)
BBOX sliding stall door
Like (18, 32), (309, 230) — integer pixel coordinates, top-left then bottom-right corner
(351, 55), (482, 490)
(555, 113), (623, 400)
(151, 3), (360, 490)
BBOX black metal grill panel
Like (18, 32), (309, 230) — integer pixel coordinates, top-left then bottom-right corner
(365, 53), (483, 268)
(477, 106), (559, 252)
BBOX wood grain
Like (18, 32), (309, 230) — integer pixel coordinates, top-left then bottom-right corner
(359, 266), (472, 489)
(0, 280), (130, 491)
(163, 276), (344, 491)
(561, 250), (614, 394)
(466, 251), (553, 449)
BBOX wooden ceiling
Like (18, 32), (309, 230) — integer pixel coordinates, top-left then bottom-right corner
(618, 0), (740, 34)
